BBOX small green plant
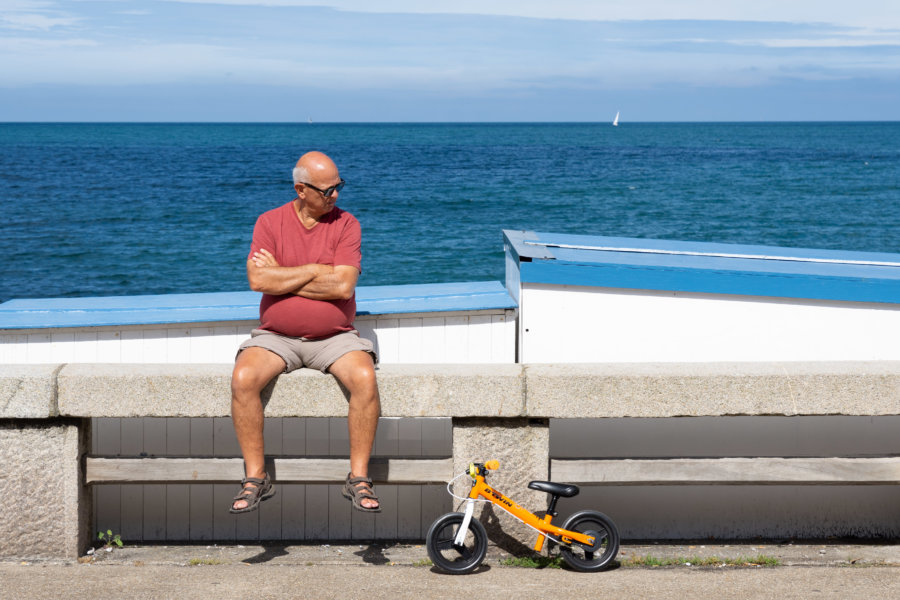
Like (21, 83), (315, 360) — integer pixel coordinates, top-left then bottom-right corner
(97, 530), (123, 550)
(500, 555), (565, 569)
(412, 558), (433, 567)
(620, 554), (780, 568)
(621, 554), (668, 567)
(740, 554), (780, 567)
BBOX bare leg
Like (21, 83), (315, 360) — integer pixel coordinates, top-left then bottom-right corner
(328, 350), (381, 510)
(230, 346), (285, 511)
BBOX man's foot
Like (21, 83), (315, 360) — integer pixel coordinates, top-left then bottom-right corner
(341, 473), (381, 513)
(229, 473), (276, 514)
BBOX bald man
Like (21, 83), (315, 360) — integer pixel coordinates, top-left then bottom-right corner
(230, 151), (381, 514)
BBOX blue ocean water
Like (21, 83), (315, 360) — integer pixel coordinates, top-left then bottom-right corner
(1, 122), (898, 303)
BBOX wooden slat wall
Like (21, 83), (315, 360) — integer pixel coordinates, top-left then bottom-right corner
(551, 457), (900, 485)
(92, 417), (452, 542)
(86, 457), (454, 483)
(0, 310), (516, 364)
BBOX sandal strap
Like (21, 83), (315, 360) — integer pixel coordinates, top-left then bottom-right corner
(233, 476), (270, 501)
(347, 476), (373, 486)
(234, 486), (265, 499)
(242, 476), (268, 485)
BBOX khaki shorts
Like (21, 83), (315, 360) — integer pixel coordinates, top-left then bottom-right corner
(236, 329), (377, 373)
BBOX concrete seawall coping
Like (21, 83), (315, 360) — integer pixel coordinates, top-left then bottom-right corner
(2, 361), (898, 419)
(0, 364), (62, 418)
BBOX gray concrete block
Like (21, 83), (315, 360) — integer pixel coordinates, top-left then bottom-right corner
(267, 364), (524, 417)
(524, 362), (900, 418)
(0, 364), (61, 418)
(58, 364), (234, 417)
(376, 364), (524, 417)
(0, 420), (89, 560)
(451, 418), (549, 554)
(57, 363), (526, 418)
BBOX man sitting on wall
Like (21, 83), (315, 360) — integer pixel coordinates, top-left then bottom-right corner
(230, 151), (381, 514)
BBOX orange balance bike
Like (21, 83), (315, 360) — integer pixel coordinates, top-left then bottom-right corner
(426, 460), (619, 574)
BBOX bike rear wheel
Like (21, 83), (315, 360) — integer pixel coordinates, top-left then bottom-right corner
(558, 510), (619, 572)
(425, 512), (488, 574)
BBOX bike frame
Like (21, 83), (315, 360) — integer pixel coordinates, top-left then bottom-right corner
(454, 469), (595, 552)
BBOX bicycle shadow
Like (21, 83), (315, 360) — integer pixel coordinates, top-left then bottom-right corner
(479, 504), (536, 557)
(429, 564), (491, 575)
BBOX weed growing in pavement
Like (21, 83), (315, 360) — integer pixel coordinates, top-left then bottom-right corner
(500, 556), (565, 569)
(621, 554), (780, 568)
(97, 530), (123, 551)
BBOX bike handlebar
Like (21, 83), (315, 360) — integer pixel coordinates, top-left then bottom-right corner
(468, 460), (501, 478)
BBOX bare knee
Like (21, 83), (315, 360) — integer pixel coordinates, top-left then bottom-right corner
(231, 363), (269, 403)
(231, 348), (284, 402)
(346, 365), (379, 405)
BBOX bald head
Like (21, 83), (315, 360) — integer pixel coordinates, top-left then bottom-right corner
(292, 151), (338, 186)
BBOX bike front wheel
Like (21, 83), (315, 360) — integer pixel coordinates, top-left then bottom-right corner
(425, 512), (488, 574)
(558, 510), (619, 572)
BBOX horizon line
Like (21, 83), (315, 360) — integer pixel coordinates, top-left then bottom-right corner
(2, 120), (899, 125)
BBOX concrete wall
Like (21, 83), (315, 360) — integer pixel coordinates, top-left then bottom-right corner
(0, 420), (90, 559)
(1, 361), (898, 559)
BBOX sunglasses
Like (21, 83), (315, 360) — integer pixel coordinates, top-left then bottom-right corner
(300, 179), (345, 198)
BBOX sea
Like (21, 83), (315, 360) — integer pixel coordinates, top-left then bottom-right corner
(1, 122), (898, 303)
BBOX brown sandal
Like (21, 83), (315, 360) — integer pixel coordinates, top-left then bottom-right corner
(229, 473), (276, 514)
(341, 472), (382, 513)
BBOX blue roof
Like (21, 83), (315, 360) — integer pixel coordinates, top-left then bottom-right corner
(504, 230), (900, 304)
(0, 281), (515, 330)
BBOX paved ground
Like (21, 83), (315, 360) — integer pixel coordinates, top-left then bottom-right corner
(2, 542), (898, 599)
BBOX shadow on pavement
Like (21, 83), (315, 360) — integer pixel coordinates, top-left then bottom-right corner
(355, 545), (390, 565)
(242, 544), (290, 564)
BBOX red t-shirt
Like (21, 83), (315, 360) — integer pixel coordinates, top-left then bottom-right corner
(250, 201), (361, 339)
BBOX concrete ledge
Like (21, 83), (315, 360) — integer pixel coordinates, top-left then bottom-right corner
(0, 364), (61, 418)
(524, 362), (900, 417)
(57, 363), (525, 418)
(0, 361), (900, 419)
(7, 361), (897, 418)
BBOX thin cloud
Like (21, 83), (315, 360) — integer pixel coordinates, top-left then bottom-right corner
(162, 0), (900, 30)
(1, 0), (896, 120)
(0, 10), (81, 31)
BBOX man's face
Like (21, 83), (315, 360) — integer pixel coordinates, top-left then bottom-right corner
(296, 169), (343, 216)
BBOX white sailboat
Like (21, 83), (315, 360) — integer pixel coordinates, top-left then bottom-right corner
(612, 111), (620, 127)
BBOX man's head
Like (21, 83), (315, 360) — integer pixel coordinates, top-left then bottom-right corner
(292, 151), (344, 218)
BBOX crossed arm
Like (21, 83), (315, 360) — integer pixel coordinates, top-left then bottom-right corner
(247, 249), (359, 300)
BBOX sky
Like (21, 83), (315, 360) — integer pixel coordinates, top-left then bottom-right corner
(1, 0), (899, 121)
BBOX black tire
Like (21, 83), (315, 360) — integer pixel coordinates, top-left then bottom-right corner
(425, 512), (488, 574)
(558, 510), (619, 572)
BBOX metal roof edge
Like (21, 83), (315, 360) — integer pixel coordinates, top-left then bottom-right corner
(0, 281), (517, 330)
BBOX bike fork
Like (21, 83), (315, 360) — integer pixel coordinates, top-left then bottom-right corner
(454, 499), (476, 546)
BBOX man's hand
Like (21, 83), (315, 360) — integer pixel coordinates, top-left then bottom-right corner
(250, 248), (280, 268)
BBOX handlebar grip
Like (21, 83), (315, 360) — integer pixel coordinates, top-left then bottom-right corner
(485, 460), (500, 470)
